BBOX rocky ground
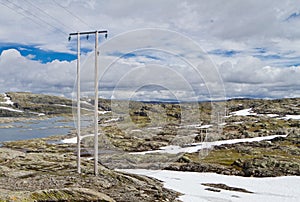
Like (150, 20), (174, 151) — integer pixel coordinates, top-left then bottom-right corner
(0, 137), (180, 202)
(164, 98), (300, 177)
(0, 92), (299, 201)
(166, 129), (300, 177)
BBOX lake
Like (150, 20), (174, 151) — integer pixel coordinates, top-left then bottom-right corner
(0, 117), (75, 142)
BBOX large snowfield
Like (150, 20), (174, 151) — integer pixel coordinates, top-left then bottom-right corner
(122, 169), (300, 202)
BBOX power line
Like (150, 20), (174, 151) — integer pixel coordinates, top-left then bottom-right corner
(23, 0), (75, 32)
(53, 0), (93, 30)
(5, 0), (68, 37)
(0, 1), (46, 30)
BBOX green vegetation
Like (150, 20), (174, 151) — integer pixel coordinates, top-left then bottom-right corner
(172, 129), (300, 177)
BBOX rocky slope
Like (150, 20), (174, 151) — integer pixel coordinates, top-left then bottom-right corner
(166, 129), (300, 177)
(0, 92), (72, 117)
(0, 137), (180, 202)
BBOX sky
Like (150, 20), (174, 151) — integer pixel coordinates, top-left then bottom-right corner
(0, 0), (300, 101)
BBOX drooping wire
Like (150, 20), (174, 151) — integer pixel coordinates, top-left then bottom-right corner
(23, 0), (75, 32)
(0, 1), (46, 31)
(4, 0), (68, 38)
(52, 0), (93, 30)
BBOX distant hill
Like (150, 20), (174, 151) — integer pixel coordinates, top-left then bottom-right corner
(0, 92), (299, 118)
(0, 92), (72, 117)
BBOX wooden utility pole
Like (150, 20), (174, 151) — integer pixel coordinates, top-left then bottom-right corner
(69, 30), (108, 176)
(76, 32), (81, 174)
(94, 31), (99, 176)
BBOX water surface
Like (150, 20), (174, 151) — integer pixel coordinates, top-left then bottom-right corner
(0, 117), (74, 142)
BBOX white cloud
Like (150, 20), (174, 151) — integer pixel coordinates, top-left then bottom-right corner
(0, 0), (300, 99)
(1, 0), (299, 52)
(219, 56), (300, 98)
(0, 49), (76, 96)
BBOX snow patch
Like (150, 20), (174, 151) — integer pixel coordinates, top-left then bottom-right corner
(121, 169), (300, 202)
(0, 106), (23, 113)
(197, 124), (213, 129)
(131, 134), (287, 155)
(61, 133), (95, 144)
(98, 110), (110, 114)
(0, 93), (14, 105)
(104, 117), (121, 123)
(146, 126), (163, 130)
(233, 121), (244, 124)
(266, 114), (279, 118)
(61, 137), (77, 144)
(80, 101), (92, 106)
(54, 104), (71, 108)
(180, 124), (202, 128)
(131, 129), (142, 132)
(29, 112), (45, 116)
(281, 115), (300, 120)
(230, 108), (257, 116)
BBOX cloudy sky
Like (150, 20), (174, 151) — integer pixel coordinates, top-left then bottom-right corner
(0, 0), (300, 101)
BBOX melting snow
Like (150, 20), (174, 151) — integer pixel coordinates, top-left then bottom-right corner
(180, 124), (202, 128)
(0, 93), (14, 105)
(0, 106), (23, 113)
(131, 134), (287, 155)
(230, 108), (257, 116)
(197, 124), (213, 129)
(0, 93), (45, 115)
(121, 169), (300, 202)
(61, 133), (95, 144)
(266, 114), (279, 118)
(29, 112), (45, 116)
(281, 115), (300, 120)
(146, 126), (163, 130)
(98, 110), (110, 114)
(104, 117), (121, 123)
(229, 109), (299, 121)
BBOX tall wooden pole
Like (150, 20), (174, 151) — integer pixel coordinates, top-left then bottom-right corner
(69, 30), (107, 176)
(94, 31), (99, 176)
(76, 32), (81, 174)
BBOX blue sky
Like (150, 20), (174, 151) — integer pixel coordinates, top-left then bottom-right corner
(0, 43), (76, 63)
(286, 11), (300, 21)
(0, 0), (300, 100)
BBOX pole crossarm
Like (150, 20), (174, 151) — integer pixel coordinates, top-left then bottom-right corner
(68, 29), (108, 176)
(69, 30), (108, 36)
